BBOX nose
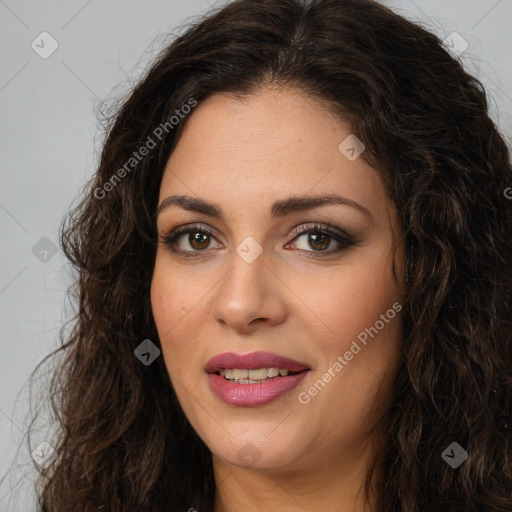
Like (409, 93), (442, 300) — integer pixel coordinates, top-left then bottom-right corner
(210, 245), (287, 334)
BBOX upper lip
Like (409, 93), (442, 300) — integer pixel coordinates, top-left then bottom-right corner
(205, 351), (310, 374)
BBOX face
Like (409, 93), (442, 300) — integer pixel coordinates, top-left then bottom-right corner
(150, 86), (404, 475)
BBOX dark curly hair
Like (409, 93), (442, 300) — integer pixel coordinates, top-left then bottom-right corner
(23, 0), (512, 510)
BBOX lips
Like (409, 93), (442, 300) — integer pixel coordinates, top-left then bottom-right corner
(205, 350), (311, 407)
(205, 351), (310, 374)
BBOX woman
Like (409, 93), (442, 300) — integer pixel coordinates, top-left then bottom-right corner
(32, 0), (512, 510)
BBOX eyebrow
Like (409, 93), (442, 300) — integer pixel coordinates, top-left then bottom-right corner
(155, 193), (372, 220)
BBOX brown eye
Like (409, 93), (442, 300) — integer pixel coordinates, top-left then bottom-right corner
(188, 232), (211, 250)
(291, 231), (342, 253)
(305, 233), (332, 251)
(286, 223), (354, 257)
(161, 224), (222, 255)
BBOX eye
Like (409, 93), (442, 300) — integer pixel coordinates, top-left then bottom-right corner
(285, 223), (353, 256)
(160, 222), (353, 258)
(160, 224), (222, 257)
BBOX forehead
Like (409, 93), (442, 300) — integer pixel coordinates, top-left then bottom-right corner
(158, 87), (390, 220)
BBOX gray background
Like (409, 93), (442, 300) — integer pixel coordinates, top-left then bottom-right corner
(1, 0), (511, 509)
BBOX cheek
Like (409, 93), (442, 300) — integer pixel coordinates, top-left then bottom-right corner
(301, 263), (402, 435)
(150, 256), (200, 335)
(150, 256), (210, 373)
(150, 265), (174, 334)
(301, 254), (400, 345)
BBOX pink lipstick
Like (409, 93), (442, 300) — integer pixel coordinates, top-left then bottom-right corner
(205, 351), (310, 407)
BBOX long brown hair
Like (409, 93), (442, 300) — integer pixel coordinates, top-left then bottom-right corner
(25, 0), (512, 510)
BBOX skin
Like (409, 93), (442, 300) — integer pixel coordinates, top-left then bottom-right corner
(150, 85), (405, 512)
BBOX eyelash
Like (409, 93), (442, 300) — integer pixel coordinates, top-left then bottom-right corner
(160, 222), (354, 259)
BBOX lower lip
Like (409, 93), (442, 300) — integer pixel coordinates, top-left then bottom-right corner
(207, 371), (309, 407)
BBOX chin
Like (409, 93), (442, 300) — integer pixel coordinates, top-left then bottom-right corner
(208, 430), (305, 470)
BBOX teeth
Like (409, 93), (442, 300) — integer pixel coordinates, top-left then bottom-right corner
(232, 369), (248, 380)
(267, 367), (280, 378)
(218, 367), (292, 380)
(248, 368), (268, 380)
